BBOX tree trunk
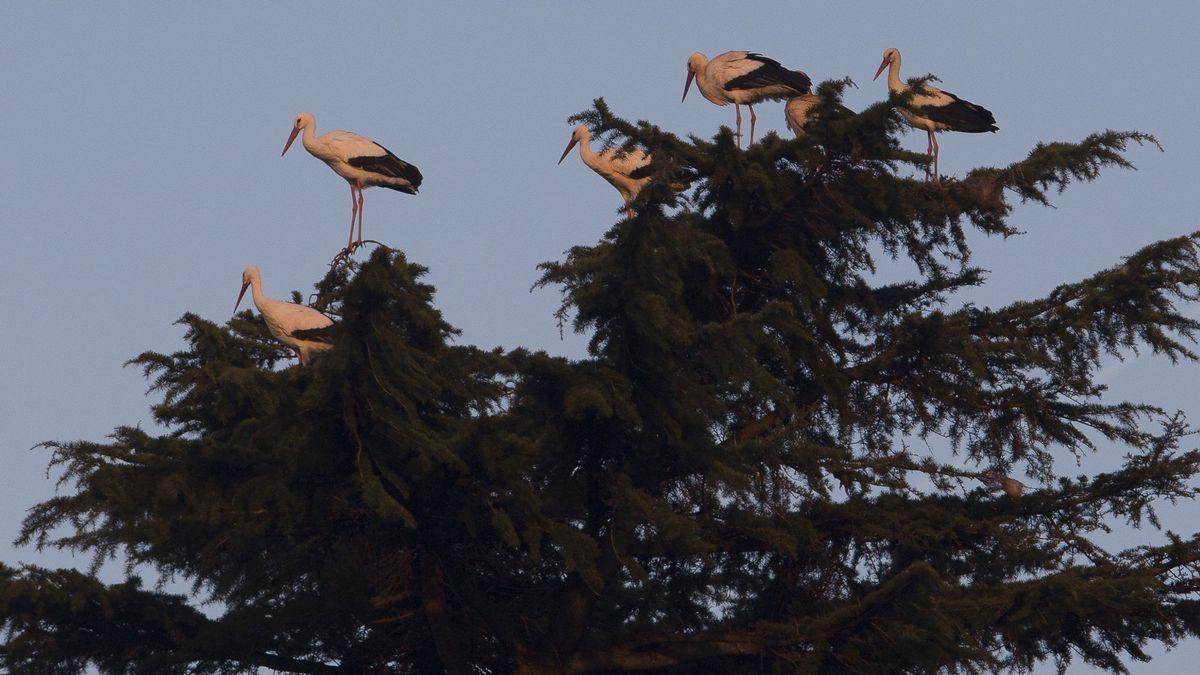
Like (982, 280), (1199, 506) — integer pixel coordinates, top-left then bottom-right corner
(419, 553), (471, 675)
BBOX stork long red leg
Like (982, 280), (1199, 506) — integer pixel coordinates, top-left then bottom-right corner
(348, 185), (359, 249)
(735, 103), (743, 148)
(749, 104), (757, 145)
(356, 188), (365, 246)
(925, 130), (934, 182)
(931, 133), (940, 184)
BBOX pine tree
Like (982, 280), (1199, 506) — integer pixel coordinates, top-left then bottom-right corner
(5, 84), (1200, 674)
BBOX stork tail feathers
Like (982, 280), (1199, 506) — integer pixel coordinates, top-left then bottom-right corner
(348, 144), (424, 192)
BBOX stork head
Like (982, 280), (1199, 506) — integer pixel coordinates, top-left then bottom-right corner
(558, 125), (589, 165)
(874, 48), (900, 81)
(683, 52), (706, 102)
(235, 265), (261, 314)
(282, 112), (315, 156)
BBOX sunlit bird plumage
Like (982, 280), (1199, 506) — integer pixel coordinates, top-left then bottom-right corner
(234, 265), (335, 366)
(558, 125), (652, 219)
(282, 112), (423, 251)
(683, 51), (812, 147)
(873, 48), (997, 181)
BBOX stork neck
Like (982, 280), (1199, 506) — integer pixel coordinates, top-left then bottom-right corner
(300, 122), (319, 153)
(576, 134), (602, 171)
(887, 56), (904, 93)
(249, 276), (268, 310)
(694, 63), (725, 105)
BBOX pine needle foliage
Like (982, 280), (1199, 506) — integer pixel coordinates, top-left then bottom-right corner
(5, 89), (1200, 674)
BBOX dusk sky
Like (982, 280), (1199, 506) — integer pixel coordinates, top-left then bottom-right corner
(2, 3), (1197, 671)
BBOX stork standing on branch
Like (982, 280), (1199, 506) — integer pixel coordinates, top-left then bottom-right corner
(784, 94), (822, 137)
(873, 48), (997, 182)
(281, 112), (423, 253)
(235, 266), (335, 366)
(558, 124), (651, 219)
(784, 93), (854, 137)
(683, 51), (812, 147)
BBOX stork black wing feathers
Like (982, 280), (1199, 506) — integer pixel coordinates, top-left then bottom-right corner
(290, 325), (337, 344)
(347, 143), (424, 192)
(917, 92), (999, 133)
(724, 53), (811, 95)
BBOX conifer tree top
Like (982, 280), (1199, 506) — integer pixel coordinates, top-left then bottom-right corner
(4, 92), (1200, 675)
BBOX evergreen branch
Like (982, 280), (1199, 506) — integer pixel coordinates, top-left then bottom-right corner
(239, 654), (342, 675)
(566, 630), (787, 673)
(0, 564), (351, 675)
(962, 131), (1161, 208)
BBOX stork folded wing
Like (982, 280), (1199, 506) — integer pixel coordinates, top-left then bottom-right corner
(347, 143), (424, 191)
(290, 324), (337, 344)
(724, 54), (811, 94)
(915, 91), (998, 133)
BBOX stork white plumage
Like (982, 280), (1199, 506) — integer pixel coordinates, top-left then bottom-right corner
(982, 470), (1026, 499)
(873, 48), (998, 182)
(784, 94), (821, 137)
(784, 94), (854, 137)
(683, 51), (812, 147)
(234, 266), (335, 366)
(282, 112), (423, 251)
(557, 125), (651, 218)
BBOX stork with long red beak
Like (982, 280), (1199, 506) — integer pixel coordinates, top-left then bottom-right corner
(683, 51), (812, 147)
(235, 265), (335, 366)
(282, 112), (423, 252)
(557, 124), (651, 219)
(873, 48), (997, 182)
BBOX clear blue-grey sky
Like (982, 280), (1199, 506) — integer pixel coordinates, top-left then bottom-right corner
(1, 2), (1197, 671)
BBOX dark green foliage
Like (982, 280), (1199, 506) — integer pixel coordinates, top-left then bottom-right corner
(4, 89), (1200, 674)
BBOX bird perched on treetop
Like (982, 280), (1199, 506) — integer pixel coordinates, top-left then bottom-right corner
(234, 265), (335, 366)
(683, 51), (812, 147)
(558, 124), (653, 219)
(282, 112), (423, 253)
(873, 48), (997, 182)
(784, 93), (854, 137)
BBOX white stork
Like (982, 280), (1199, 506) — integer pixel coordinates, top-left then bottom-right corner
(282, 112), (423, 251)
(557, 125), (651, 219)
(683, 51), (812, 147)
(873, 48), (997, 181)
(982, 470), (1025, 499)
(784, 94), (853, 137)
(784, 94), (821, 137)
(234, 265), (334, 366)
